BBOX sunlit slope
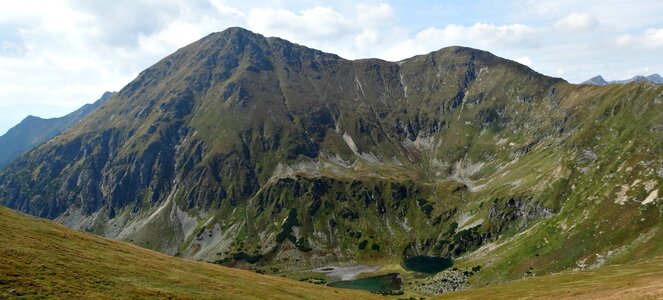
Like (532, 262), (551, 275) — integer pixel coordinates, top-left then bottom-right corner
(0, 206), (378, 299)
(443, 257), (663, 299)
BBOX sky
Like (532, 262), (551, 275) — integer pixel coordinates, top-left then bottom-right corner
(0, 0), (662, 134)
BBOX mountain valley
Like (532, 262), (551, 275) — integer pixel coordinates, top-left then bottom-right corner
(2, 27), (663, 296)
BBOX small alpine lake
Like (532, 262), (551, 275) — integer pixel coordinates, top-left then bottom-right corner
(402, 256), (453, 274)
(327, 273), (402, 292)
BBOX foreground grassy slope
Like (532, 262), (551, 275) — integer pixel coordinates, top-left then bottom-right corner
(445, 257), (663, 299)
(4, 203), (663, 300)
(0, 206), (378, 299)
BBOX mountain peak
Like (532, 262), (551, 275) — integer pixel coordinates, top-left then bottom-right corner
(204, 27), (265, 42)
(23, 115), (42, 121)
(647, 73), (663, 83)
(192, 27), (269, 54)
(582, 75), (608, 85)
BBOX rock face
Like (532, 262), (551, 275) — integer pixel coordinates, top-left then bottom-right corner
(2, 27), (663, 281)
(0, 92), (115, 169)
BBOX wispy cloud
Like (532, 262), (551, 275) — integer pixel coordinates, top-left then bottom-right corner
(554, 13), (598, 31)
(616, 28), (663, 49)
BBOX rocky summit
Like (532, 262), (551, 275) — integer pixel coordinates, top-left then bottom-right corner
(2, 27), (663, 289)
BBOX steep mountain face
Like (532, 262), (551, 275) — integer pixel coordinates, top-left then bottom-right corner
(0, 92), (115, 169)
(2, 28), (663, 285)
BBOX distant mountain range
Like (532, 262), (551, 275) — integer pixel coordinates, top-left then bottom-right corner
(582, 74), (663, 85)
(0, 92), (115, 169)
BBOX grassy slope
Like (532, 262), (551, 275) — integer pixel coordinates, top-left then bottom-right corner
(5, 200), (662, 300)
(447, 82), (663, 284)
(0, 206), (378, 299)
(443, 256), (663, 299)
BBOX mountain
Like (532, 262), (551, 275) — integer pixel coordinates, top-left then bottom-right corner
(2, 27), (663, 294)
(583, 73), (663, 85)
(617, 74), (661, 84)
(582, 75), (608, 85)
(0, 206), (376, 299)
(0, 91), (115, 169)
(647, 73), (663, 84)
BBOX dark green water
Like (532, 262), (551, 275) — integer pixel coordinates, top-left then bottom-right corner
(327, 273), (402, 292)
(402, 256), (453, 274)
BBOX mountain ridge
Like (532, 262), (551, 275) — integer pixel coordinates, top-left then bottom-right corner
(2, 27), (663, 294)
(0, 91), (115, 169)
(582, 73), (663, 85)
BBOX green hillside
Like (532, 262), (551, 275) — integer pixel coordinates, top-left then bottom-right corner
(445, 256), (663, 299)
(4, 204), (663, 299)
(0, 206), (377, 299)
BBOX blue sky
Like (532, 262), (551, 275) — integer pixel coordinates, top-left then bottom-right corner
(0, 0), (662, 134)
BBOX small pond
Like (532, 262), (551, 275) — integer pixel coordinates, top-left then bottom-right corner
(327, 273), (402, 292)
(402, 256), (453, 274)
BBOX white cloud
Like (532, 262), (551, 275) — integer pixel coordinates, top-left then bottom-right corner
(245, 3), (402, 59)
(383, 23), (538, 61)
(418, 23), (538, 48)
(356, 3), (397, 27)
(209, 0), (245, 18)
(354, 29), (380, 49)
(512, 0), (663, 30)
(616, 28), (663, 49)
(247, 7), (352, 42)
(515, 56), (533, 67)
(554, 13), (598, 31)
(0, 0), (246, 134)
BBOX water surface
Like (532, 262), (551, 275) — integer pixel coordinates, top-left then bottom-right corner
(402, 256), (453, 274)
(327, 273), (402, 292)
